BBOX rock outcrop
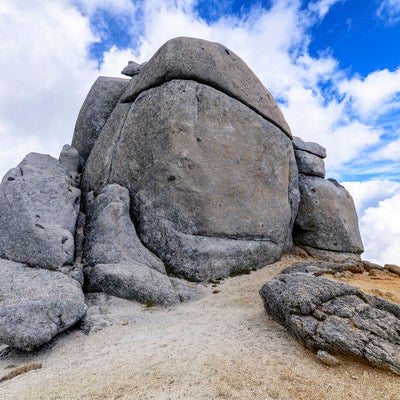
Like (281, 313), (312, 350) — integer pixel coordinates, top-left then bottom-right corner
(72, 76), (129, 162)
(293, 175), (364, 260)
(292, 135), (363, 261)
(0, 259), (86, 351)
(120, 37), (291, 136)
(83, 183), (201, 304)
(259, 271), (400, 375)
(0, 152), (81, 270)
(0, 36), (367, 351)
(82, 38), (300, 281)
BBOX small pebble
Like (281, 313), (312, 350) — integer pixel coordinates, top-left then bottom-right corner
(317, 350), (342, 366)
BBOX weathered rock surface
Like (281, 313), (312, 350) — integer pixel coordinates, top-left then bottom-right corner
(260, 272), (400, 375)
(0, 152), (80, 269)
(89, 79), (297, 280)
(293, 136), (326, 158)
(294, 150), (325, 178)
(85, 262), (201, 306)
(294, 174), (363, 255)
(83, 183), (202, 304)
(72, 76), (129, 161)
(120, 37), (291, 137)
(0, 259), (86, 351)
(281, 260), (365, 275)
(81, 102), (132, 195)
(84, 184), (165, 273)
(59, 144), (82, 186)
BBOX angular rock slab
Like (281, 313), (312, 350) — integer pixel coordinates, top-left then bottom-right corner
(0, 259), (86, 351)
(92, 80), (297, 281)
(293, 136), (326, 158)
(81, 102), (132, 195)
(259, 272), (400, 375)
(84, 184), (166, 274)
(72, 76), (129, 162)
(294, 150), (325, 178)
(0, 153), (80, 269)
(294, 175), (363, 255)
(120, 36), (291, 137)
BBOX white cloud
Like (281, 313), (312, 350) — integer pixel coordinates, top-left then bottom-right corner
(377, 0), (400, 25)
(281, 85), (381, 173)
(370, 136), (400, 161)
(307, 0), (344, 19)
(360, 193), (400, 265)
(344, 180), (400, 265)
(98, 46), (139, 77)
(344, 180), (400, 215)
(0, 0), (99, 176)
(338, 68), (400, 120)
(73, 0), (136, 15)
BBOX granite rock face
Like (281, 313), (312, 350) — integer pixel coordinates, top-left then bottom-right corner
(0, 152), (81, 269)
(291, 136), (362, 261)
(294, 150), (325, 178)
(120, 37), (291, 137)
(83, 183), (202, 304)
(0, 259), (86, 351)
(84, 184), (165, 273)
(292, 136), (326, 158)
(85, 262), (201, 306)
(100, 79), (297, 280)
(260, 272), (400, 375)
(294, 175), (364, 256)
(72, 76), (129, 162)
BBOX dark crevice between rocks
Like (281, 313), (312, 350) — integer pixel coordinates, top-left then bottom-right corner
(121, 77), (292, 139)
(294, 241), (363, 255)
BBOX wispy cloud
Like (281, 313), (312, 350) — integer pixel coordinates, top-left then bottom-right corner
(377, 0), (400, 25)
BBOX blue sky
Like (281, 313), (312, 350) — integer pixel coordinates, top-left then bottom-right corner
(0, 0), (400, 264)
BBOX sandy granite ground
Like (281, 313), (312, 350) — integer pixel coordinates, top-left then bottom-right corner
(1, 255), (399, 400)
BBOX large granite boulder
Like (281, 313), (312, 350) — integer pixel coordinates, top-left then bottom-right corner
(0, 259), (86, 351)
(293, 175), (363, 259)
(0, 152), (81, 269)
(260, 272), (400, 375)
(84, 77), (298, 281)
(120, 37), (291, 137)
(72, 76), (129, 162)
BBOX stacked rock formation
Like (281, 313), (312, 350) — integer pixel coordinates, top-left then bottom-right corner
(292, 137), (364, 261)
(0, 37), (365, 351)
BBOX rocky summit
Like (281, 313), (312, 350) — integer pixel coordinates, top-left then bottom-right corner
(0, 37), (372, 354)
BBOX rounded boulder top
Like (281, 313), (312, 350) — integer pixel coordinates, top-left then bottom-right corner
(120, 36), (291, 138)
